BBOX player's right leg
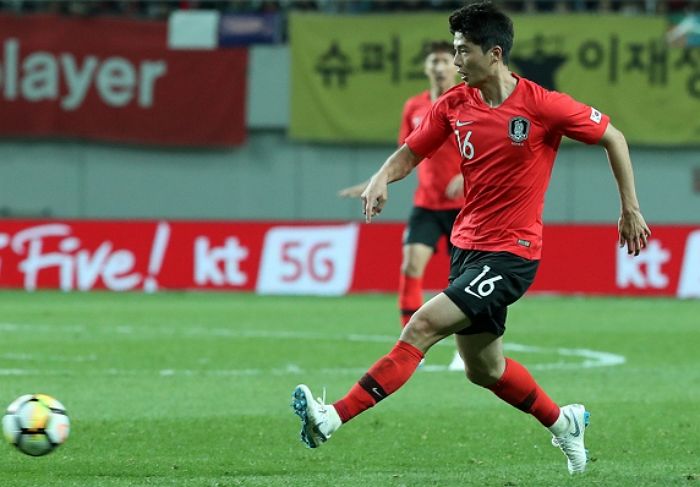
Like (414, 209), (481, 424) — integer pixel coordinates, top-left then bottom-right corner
(456, 332), (562, 427)
(291, 293), (470, 449)
(454, 333), (590, 473)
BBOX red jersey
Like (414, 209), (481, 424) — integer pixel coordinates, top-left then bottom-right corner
(399, 91), (464, 210)
(405, 74), (609, 260)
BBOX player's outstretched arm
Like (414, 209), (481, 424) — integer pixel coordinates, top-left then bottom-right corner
(361, 144), (422, 223)
(598, 123), (651, 256)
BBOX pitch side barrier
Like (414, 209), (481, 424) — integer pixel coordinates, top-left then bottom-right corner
(0, 219), (697, 298)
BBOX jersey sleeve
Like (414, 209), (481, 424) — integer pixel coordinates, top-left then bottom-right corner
(404, 97), (452, 158)
(397, 99), (413, 146)
(538, 90), (609, 144)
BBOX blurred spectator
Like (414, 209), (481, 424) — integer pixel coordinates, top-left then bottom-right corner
(666, 7), (700, 46)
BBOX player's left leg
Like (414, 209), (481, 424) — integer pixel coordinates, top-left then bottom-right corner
(455, 332), (590, 474)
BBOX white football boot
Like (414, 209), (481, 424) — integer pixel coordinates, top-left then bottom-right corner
(291, 384), (342, 448)
(550, 404), (591, 474)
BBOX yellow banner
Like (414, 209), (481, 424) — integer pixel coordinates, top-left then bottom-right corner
(290, 13), (700, 145)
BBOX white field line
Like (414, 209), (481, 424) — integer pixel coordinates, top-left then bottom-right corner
(0, 322), (625, 377)
(0, 352), (97, 363)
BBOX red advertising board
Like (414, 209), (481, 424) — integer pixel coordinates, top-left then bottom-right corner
(0, 219), (698, 298)
(0, 14), (247, 146)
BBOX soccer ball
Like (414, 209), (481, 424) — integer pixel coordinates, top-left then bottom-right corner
(2, 394), (70, 456)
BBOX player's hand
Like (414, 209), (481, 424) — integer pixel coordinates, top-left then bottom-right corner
(361, 176), (388, 223)
(445, 174), (464, 200)
(338, 182), (368, 199)
(618, 209), (651, 256)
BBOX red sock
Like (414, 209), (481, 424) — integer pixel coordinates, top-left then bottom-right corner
(398, 274), (423, 327)
(333, 340), (424, 423)
(487, 358), (560, 427)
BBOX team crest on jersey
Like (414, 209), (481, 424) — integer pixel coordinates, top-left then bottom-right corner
(508, 116), (530, 144)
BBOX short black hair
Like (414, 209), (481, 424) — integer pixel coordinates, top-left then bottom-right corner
(449, 1), (514, 64)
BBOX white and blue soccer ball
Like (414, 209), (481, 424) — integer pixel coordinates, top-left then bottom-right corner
(2, 394), (70, 456)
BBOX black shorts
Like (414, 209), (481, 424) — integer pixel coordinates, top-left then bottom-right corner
(403, 207), (460, 252)
(443, 249), (539, 337)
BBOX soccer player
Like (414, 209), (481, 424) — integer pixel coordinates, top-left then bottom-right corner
(292, 1), (650, 475)
(339, 40), (465, 333)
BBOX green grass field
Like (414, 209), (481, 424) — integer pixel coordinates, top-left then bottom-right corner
(0, 291), (698, 486)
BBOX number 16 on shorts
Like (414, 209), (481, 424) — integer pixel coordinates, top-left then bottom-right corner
(464, 265), (503, 299)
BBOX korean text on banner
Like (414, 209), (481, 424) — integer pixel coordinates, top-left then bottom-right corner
(290, 13), (700, 145)
(0, 14), (248, 147)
